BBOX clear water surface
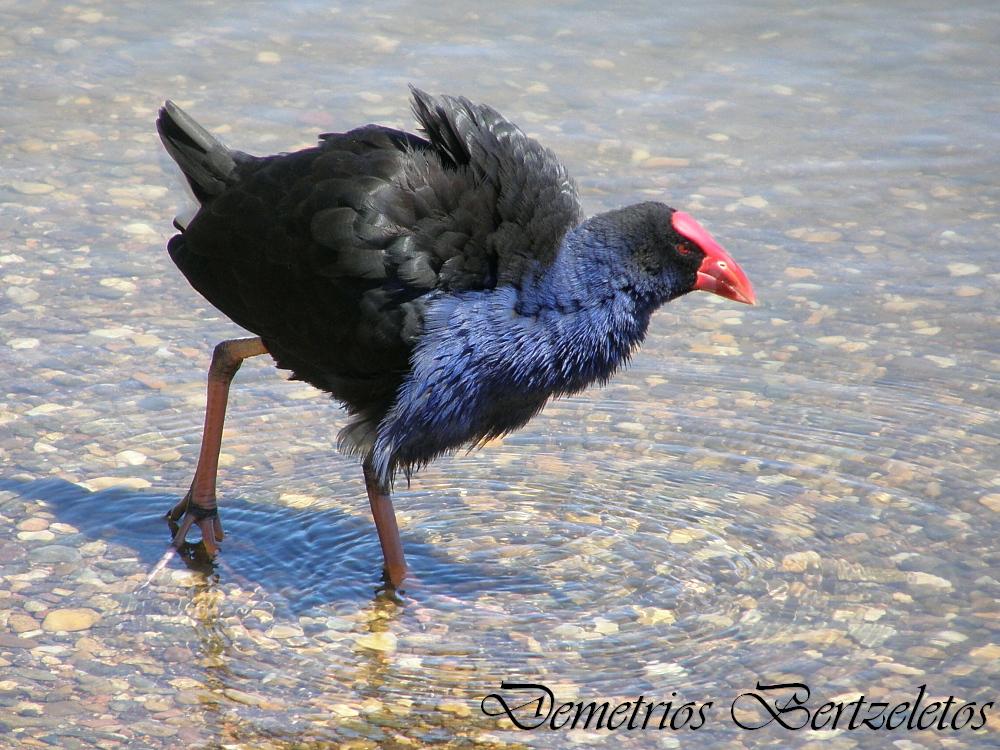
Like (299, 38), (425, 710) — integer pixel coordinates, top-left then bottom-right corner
(1, 1), (997, 748)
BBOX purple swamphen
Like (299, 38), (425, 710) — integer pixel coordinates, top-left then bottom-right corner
(156, 87), (755, 585)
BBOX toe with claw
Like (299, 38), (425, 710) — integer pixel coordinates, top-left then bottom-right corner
(165, 490), (224, 558)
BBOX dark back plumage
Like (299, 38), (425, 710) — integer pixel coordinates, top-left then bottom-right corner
(158, 89), (584, 465)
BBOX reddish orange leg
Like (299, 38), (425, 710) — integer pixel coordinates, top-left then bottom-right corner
(363, 461), (407, 586)
(167, 337), (268, 557)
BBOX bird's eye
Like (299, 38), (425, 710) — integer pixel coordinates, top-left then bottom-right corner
(675, 242), (693, 256)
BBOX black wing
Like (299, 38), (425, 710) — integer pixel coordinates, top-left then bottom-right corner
(161, 90), (582, 418)
(407, 87), (583, 288)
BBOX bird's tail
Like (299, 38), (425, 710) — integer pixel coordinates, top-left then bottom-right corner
(156, 100), (238, 203)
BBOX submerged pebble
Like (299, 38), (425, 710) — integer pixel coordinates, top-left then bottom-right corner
(41, 608), (100, 632)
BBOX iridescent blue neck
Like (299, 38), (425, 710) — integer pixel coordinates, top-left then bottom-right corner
(370, 213), (678, 482)
(513, 222), (658, 392)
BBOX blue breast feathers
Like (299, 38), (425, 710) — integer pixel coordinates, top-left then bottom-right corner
(369, 259), (653, 483)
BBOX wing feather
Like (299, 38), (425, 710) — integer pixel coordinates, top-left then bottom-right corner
(166, 91), (583, 449)
(408, 87), (583, 286)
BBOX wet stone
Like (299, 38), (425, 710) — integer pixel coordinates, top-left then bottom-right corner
(143, 697), (172, 712)
(897, 553), (948, 572)
(88, 285), (126, 301)
(42, 700), (83, 717)
(107, 699), (138, 713)
(174, 689), (206, 706)
(354, 632), (397, 652)
(848, 622), (896, 648)
(968, 644), (1000, 663)
(17, 530), (56, 542)
(15, 668), (58, 683)
(76, 669), (118, 687)
(224, 688), (277, 708)
(923, 524), (958, 542)
(947, 262), (980, 276)
(27, 545), (82, 564)
(980, 494), (1000, 512)
(131, 720), (179, 738)
(42, 608), (100, 632)
(781, 550), (821, 572)
(16, 518), (49, 532)
(8, 614), (40, 633)
(0, 634), (38, 649)
(265, 623), (304, 639)
(906, 572), (953, 590)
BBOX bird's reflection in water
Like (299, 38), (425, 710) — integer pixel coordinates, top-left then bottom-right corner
(163, 549), (413, 748)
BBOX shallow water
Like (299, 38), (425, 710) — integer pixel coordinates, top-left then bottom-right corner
(1, 0), (998, 748)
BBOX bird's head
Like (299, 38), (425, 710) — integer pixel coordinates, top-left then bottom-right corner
(605, 202), (756, 307)
(669, 208), (756, 305)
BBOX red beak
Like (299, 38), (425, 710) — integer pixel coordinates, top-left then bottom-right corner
(672, 211), (756, 305)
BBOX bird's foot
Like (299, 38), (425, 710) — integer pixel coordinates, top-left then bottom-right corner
(165, 490), (223, 558)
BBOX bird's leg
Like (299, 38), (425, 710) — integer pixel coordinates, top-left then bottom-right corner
(363, 460), (407, 586)
(167, 337), (268, 557)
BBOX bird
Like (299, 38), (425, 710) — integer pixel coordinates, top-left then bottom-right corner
(155, 87), (755, 586)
